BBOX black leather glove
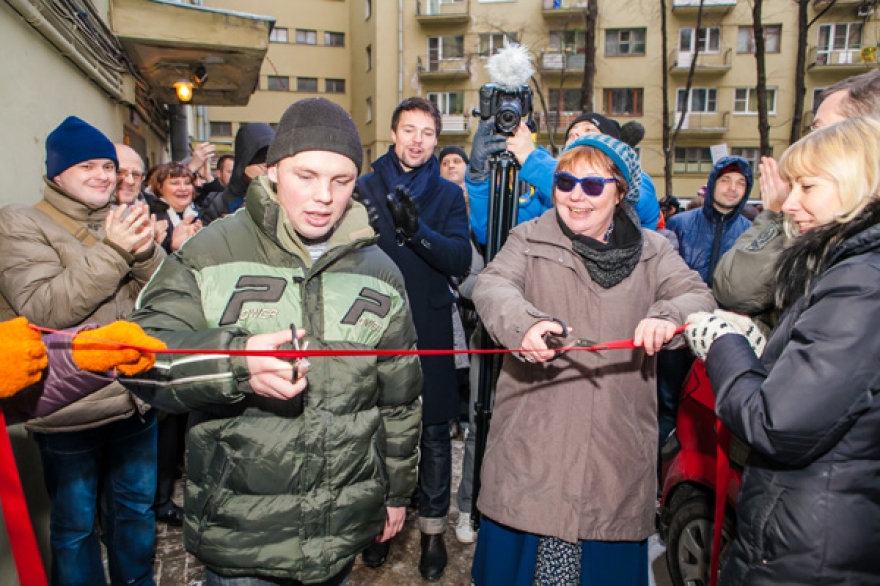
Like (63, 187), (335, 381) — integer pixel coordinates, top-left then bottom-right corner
(352, 185), (380, 234)
(467, 120), (508, 183)
(386, 186), (419, 244)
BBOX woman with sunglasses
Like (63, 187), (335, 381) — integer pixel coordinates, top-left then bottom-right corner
(470, 133), (714, 585)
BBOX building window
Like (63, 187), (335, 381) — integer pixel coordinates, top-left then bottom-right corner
(267, 76), (290, 91)
(427, 91), (465, 115)
(603, 88), (644, 117)
(549, 30), (587, 54)
(366, 45), (372, 71)
(734, 87), (777, 115)
(296, 29), (317, 45)
(817, 22), (862, 64)
(674, 147), (713, 175)
(679, 26), (721, 54)
(548, 88), (582, 113)
(210, 121), (232, 137)
(297, 77), (318, 92)
(325, 31), (345, 47)
(737, 25), (781, 53)
(677, 87), (717, 112)
(366, 97), (373, 123)
(428, 36), (464, 60)
(605, 29), (646, 57)
(731, 147), (760, 170)
(365, 0), (371, 19)
(269, 27), (288, 43)
(479, 33), (516, 57)
(325, 78), (346, 94)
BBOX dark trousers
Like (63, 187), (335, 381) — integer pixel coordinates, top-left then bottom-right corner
(656, 348), (695, 446)
(419, 421), (452, 529)
(155, 412), (186, 511)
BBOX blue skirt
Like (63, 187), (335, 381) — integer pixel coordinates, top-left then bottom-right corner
(472, 517), (649, 586)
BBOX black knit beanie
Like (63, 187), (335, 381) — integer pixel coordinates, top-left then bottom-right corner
(267, 98), (363, 172)
(439, 145), (469, 166)
(565, 112), (621, 141)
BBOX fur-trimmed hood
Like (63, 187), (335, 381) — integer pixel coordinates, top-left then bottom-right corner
(775, 197), (880, 310)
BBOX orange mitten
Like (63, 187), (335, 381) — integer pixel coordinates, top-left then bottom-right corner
(72, 321), (167, 376)
(0, 317), (48, 398)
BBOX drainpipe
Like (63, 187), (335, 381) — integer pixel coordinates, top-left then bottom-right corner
(6, 0), (123, 101)
(399, 0), (404, 102)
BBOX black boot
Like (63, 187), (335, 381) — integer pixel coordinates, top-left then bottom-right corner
(419, 532), (447, 581)
(361, 540), (391, 568)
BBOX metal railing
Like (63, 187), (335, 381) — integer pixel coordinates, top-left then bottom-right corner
(417, 56), (469, 74)
(542, 0), (590, 8)
(670, 47), (732, 71)
(671, 110), (730, 132)
(540, 50), (586, 71)
(418, 0), (469, 16)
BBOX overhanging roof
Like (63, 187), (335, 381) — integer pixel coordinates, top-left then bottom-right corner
(111, 0), (274, 106)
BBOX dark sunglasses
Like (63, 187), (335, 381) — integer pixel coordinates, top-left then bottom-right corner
(554, 172), (618, 196)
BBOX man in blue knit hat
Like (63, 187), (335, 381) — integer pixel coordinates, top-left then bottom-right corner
(0, 116), (165, 586)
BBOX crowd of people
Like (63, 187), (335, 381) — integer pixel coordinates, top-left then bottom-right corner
(0, 68), (879, 586)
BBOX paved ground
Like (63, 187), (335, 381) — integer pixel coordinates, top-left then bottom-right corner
(153, 436), (674, 586)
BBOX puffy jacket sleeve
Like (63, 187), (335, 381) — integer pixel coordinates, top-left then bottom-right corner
(635, 173), (661, 230)
(645, 233), (716, 345)
(713, 210), (785, 315)
(375, 284), (422, 507)
(0, 208), (133, 329)
(472, 224), (552, 351)
(123, 254), (253, 413)
(705, 261), (880, 466)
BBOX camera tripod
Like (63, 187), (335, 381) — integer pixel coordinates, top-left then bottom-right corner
(471, 150), (527, 529)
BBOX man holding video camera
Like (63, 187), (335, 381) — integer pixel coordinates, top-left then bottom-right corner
(466, 112), (661, 244)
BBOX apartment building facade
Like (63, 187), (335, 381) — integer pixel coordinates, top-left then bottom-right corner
(205, 0), (879, 198)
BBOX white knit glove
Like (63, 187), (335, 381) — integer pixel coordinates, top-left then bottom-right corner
(684, 312), (738, 360)
(713, 309), (766, 356)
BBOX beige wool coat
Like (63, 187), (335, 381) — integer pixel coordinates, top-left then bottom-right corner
(473, 209), (715, 543)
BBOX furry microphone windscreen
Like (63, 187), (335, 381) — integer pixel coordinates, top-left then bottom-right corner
(485, 44), (535, 91)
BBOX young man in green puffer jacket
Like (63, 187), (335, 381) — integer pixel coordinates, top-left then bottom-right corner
(125, 98), (422, 586)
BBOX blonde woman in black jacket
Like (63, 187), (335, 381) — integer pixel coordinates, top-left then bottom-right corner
(686, 116), (880, 585)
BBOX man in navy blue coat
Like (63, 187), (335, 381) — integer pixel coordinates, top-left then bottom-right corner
(355, 97), (471, 581)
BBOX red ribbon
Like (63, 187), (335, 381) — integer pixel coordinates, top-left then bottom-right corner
(0, 407), (49, 586)
(30, 324), (687, 359)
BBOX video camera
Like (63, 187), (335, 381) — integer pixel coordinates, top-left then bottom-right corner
(475, 83), (534, 137)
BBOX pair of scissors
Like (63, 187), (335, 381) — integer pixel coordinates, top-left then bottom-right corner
(541, 318), (602, 361)
(290, 323), (310, 405)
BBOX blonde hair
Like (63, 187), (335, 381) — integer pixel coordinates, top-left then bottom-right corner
(779, 116), (880, 232)
(556, 146), (628, 197)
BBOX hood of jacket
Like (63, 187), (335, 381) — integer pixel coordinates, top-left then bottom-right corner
(703, 155), (754, 222)
(226, 123), (275, 201)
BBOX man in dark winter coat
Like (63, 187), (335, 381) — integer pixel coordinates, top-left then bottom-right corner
(198, 123), (274, 224)
(666, 156), (753, 287)
(355, 97), (471, 581)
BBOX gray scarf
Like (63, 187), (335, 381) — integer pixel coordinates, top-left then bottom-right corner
(559, 204), (643, 289)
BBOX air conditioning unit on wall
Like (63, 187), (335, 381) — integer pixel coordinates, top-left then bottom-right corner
(857, 4), (875, 17)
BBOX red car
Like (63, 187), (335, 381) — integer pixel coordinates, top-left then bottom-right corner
(658, 360), (749, 586)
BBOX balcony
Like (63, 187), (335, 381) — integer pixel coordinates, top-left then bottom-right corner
(672, 0), (737, 15)
(417, 0), (470, 25)
(669, 48), (732, 77)
(440, 114), (471, 134)
(111, 0), (273, 106)
(539, 50), (586, 76)
(534, 111), (583, 136)
(808, 46), (878, 74)
(417, 56), (471, 80)
(670, 111), (730, 136)
(542, 0), (590, 21)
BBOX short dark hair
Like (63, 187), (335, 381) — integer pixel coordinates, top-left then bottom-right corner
(149, 162), (194, 196)
(391, 97), (442, 135)
(817, 70), (880, 118)
(216, 154), (234, 170)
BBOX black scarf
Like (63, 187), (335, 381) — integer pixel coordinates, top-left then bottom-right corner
(372, 145), (440, 199)
(559, 203), (643, 289)
(775, 197), (880, 310)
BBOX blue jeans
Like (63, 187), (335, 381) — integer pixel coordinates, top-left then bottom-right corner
(35, 411), (157, 586)
(205, 562), (352, 586)
(419, 421), (452, 530)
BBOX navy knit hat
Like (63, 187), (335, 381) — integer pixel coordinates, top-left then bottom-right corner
(267, 98), (363, 172)
(563, 133), (642, 204)
(565, 112), (621, 141)
(439, 145), (469, 166)
(45, 116), (118, 179)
